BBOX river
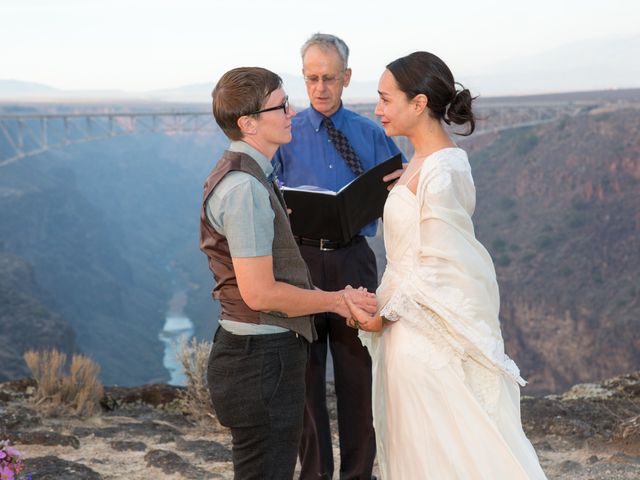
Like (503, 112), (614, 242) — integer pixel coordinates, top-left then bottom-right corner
(158, 289), (194, 386)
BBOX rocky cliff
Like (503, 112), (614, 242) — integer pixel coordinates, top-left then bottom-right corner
(1, 372), (638, 479)
(0, 130), (225, 386)
(0, 253), (77, 382)
(462, 105), (640, 394)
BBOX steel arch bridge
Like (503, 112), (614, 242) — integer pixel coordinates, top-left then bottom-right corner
(0, 111), (218, 167)
(0, 102), (580, 167)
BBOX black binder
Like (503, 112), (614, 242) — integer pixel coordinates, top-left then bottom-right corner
(281, 154), (403, 243)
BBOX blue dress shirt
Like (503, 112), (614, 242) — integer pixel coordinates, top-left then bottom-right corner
(273, 104), (403, 237)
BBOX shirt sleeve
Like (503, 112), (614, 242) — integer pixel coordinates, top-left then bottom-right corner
(206, 172), (275, 257)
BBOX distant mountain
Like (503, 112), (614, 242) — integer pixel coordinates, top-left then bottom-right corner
(3, 34), (636, 102)
(145, 82), (212, 104)
(0, 79), (59, 95)
(143, 73), (379, 105)
(0, 79), (137, 101)
(462, 34), (640, 96)
(115, 32), (640, 101)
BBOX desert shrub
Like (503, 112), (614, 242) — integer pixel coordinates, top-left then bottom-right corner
(535, 234), (555, 250)
(491, 238), (507, 253)
(499, 196), (516, 210)
(23, 349), (103, 417)
(176, 337), (220, 430)
(495, 254), (511, 267)
(566, 211), (586, 228)
(556, 115), (569, 131)
(571, 198), (590, 211)
(594, 112), (612, 122)
(560, 266), (573, 277)
(515, 133), (539, 155)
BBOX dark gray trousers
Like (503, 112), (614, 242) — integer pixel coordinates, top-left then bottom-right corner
(207, 326), (308, 480)
(298, 237), (377, 480)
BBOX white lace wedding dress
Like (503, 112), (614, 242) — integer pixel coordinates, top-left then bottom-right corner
(360, 148), (547, 479)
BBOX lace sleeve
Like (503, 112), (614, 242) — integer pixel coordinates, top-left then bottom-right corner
(379, 289), (404, 322)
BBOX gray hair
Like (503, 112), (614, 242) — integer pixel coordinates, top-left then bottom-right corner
(300, 33), (350, 70)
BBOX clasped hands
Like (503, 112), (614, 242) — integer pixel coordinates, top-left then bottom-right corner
(337, 285), (383, 332)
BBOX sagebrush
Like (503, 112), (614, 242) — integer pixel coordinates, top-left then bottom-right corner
(176, 337), (221, 430)
(23, 349), (103, 417)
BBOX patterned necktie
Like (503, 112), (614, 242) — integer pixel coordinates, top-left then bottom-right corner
(322, 117), (364, 176)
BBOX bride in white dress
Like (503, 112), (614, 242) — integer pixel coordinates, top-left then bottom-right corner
(344, 52), (548, 479)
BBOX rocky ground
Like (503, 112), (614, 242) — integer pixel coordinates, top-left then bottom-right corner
(1, 373), (639, 479)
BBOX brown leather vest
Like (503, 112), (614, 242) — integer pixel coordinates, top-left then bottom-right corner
(199, 150), (317, 342)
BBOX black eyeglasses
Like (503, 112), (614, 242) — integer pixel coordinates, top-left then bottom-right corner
(246, 96), (289, 116)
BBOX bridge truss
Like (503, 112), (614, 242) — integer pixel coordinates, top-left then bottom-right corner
(0, 102), (584, 167)
(0, 112), (217, 167)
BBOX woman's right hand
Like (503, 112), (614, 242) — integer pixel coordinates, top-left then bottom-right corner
(344, 287), (383, 332)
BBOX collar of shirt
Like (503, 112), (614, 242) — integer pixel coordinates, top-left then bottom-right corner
(307, 102), (346, 131)
(228, 140), (274, 179)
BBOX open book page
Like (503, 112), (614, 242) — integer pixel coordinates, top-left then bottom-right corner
(280, 185), (336, 195)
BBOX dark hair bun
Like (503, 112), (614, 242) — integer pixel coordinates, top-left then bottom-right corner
(446, 85), (475, 135)
(387, 52), (476, 136)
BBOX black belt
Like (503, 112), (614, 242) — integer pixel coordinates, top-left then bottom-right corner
(294, 235), (364, 251)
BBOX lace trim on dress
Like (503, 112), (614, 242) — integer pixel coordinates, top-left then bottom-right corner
(381, 289), (465, 372)
(381, 284), (526, 388)
(380, 288), (525, 419)
(396, 265), (502, 360)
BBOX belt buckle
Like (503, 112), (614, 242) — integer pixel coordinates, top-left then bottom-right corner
(319, 239), (334, 251)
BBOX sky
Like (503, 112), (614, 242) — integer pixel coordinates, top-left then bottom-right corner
(2, 0), (639, 92)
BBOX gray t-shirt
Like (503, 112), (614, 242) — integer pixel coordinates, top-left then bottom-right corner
(206, 141), (287, 335)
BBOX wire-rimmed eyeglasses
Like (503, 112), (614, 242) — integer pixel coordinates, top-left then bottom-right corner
(303, 74), (343, 86)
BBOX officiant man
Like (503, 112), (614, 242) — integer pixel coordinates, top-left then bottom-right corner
(273, 33), (404, 480)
